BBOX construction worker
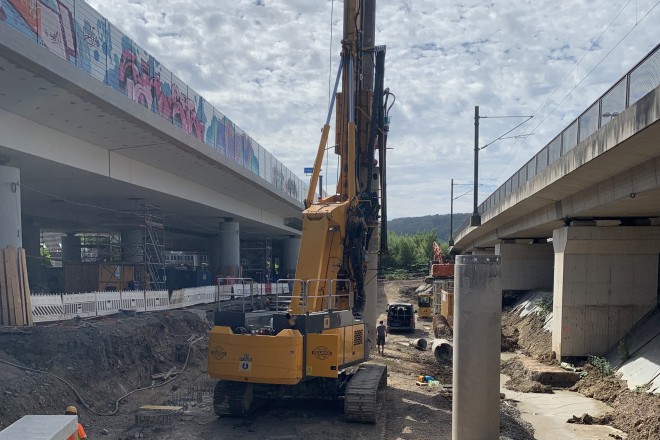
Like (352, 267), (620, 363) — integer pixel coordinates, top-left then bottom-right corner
(376, 320), (387, 355)
(64, 406), (87, 440)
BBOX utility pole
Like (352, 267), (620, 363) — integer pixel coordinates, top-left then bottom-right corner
(470, 107), (532, 228)
(449, 178), (454, 246)
(471, 106), (480, 226)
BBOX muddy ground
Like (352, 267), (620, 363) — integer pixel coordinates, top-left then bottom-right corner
(0, 280), (656, 439)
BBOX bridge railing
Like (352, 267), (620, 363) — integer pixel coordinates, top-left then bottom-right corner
(456, 43), (660, 237)
(0, 0), (308, 204)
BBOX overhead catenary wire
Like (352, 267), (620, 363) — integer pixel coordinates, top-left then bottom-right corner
(487, 0), (659, 185)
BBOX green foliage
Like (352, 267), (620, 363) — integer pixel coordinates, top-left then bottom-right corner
(588, 355), (613, 376)
(618, 338), (630, 362)
(40, 244), (53, 267)
(388, 213), (470, 242)
(535, 297), (553, 319)
(384, 269), (409, 280)
(381, 230), (448, 277)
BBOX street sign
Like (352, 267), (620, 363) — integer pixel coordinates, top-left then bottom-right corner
(304, 167), (314, 174)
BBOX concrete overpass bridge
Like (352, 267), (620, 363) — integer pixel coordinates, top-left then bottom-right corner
(0, 0), (308, 291)
(453, 45), (660, 358)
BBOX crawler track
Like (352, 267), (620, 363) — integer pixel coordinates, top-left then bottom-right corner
(344, 363), (388, 423)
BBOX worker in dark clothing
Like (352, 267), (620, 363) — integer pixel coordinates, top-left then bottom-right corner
(376, 320), (387, 355)
(65, 406), (87, 440)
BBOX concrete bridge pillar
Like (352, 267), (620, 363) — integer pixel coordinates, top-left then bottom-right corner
(452, 255), (501, 440)
(282, 236), (300, 278)
(121, 229), (143, 263)
(0, 165), (22, 250)
(495, 241), (554, 291)
(21, 218), (41, 290)
(552, 226), (660, 358)
(214, 220), (240, 278)
(61, 233), (81, 263)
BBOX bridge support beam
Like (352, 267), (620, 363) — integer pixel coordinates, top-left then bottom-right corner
(214, 220), (240, 278)
(21, 218), (41, 290)
(552, 226), (660, 358)
(282, 236), (301, 279)
(0, 165), (22, 250)
(495, 241), (553, 291)
(61, 233), (81, 263)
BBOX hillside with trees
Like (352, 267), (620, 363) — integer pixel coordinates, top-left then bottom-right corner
(387, 213), (470, 242)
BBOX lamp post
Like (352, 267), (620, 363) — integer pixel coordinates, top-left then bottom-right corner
(602, 112), (619, 124)
(470, 106), (533, 228)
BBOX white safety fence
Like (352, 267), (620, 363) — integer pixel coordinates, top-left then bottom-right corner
(29, 283), (289, 323)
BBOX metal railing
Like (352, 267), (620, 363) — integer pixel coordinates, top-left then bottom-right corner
(456, 43), (660, 237)
(214, 277), (352, 315)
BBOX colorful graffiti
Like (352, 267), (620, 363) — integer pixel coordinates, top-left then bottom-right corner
(0, 0), (302, 201)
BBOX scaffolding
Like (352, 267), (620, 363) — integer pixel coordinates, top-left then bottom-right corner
(137, 203), (166, 290)
(240, 235), (272, 283)
(80, 233), (121, 262)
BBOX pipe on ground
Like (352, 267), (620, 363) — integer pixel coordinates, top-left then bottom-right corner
(409, 338), (428, 350)
(432, 339), (453, 364)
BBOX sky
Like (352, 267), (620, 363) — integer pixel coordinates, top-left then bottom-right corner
(86, 0), (659, 220)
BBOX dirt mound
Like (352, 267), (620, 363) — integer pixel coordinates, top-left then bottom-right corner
(0, 310), (210, 432)
(501, 358), (554, 394)
(572, 366), (660, 440)
(501, 308), (551, 359)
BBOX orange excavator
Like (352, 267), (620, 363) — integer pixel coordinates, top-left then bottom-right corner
(430, 242), (454, 279)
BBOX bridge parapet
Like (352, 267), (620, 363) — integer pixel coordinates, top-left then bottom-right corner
(456, 44), (660, 237)
(0, 0), (308, 204)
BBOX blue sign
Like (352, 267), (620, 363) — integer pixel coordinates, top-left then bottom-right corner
(304, 167), (314, 173)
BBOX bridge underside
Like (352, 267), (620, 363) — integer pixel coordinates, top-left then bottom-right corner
(453, 86), (660, 359)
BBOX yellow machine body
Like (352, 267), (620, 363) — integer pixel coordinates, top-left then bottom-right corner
(417, 292), (433, 319)
(208, 322), (366, 384)
(208, 327), (303, 385)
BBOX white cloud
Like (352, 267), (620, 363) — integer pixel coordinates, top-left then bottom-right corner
(86, 0), (659, 219)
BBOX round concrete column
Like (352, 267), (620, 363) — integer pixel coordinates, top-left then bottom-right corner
(121, 229), (143, 263)
(61, 234), (81, 263)
(218, 221), (240, 277)
(452, 255), (501, 440)
(282, 236), (301, 278)
(21, 218), (41, 289)
(0, 165), (22, 249)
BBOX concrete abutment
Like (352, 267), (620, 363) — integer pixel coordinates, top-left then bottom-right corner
(496, 241), (554, 291)
(552, 226), (660, 358)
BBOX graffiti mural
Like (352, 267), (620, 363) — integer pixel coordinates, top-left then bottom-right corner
(0, 0), (304, 202)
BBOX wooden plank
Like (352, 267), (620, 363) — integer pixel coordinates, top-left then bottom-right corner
(19, 248), (33, 326)
(4, 247), (24, 326)
(0, 250), (8, 325)
(16, 247), (26, 324)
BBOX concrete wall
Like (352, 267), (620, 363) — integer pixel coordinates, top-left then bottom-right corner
(495, 241), (554, 291)
(552, 226), (660, 358)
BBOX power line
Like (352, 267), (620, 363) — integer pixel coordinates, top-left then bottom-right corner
(489, 0), (659, 185)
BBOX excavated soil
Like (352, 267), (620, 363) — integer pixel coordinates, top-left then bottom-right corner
(502, 302), (660, 440)
(6, 281), (657, 439)
(0, 310), (212, 435)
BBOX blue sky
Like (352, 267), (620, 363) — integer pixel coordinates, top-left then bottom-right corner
(86, 0), (659, 219)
